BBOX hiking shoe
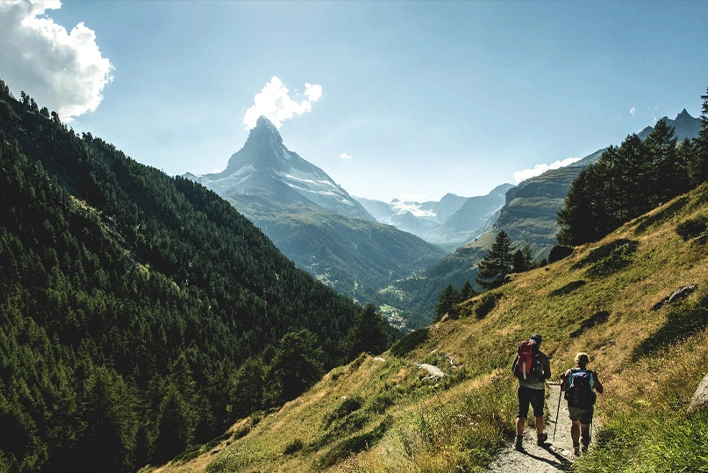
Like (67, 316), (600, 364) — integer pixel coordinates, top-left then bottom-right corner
(573, 442), (581, 456)
(537, 433), (548, 446)
(514, 436), (524, 451)
(581, 444), (588, 454)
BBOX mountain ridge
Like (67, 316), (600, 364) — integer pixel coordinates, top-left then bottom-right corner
(186, 116), (375, 222)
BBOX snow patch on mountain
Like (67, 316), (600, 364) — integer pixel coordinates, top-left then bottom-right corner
(184, 116), (375, 221)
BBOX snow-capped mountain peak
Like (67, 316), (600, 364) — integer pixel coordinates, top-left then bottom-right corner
(185, 116), (375, 221)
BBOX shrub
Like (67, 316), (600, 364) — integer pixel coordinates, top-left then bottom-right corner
(390, 328), (428, 358)
(475, 292), (500, 320)
(283, 438), (303, 455)
(548, 245), (574, 263)
(323, 396), (363, 428)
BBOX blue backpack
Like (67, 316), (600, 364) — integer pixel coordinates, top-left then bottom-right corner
(564, 369), (596, 408)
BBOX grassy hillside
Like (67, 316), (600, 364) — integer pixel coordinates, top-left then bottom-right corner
(149, 183), (708, 473)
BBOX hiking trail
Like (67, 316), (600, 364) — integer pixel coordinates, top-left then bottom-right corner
(485, 383), (579, 473)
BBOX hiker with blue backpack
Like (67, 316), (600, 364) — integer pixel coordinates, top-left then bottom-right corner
(560, 352), (604, 456)
(511, 333), (551, 450)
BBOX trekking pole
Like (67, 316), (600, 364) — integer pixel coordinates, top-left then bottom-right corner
(553, 384), (562, 441)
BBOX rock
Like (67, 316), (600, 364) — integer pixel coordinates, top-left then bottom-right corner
(668, 284), (697, 303)
(417, 363), (445, 380)
(651, 284), (697, 311)
(689, 373), (708, 411)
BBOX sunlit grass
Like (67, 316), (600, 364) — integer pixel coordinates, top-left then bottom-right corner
(154, 186), (708, 473)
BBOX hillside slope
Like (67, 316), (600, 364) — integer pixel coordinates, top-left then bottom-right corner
(0, 83), (370, 472)
(151, 183), (708, 473)
(224, 193), (447, 316)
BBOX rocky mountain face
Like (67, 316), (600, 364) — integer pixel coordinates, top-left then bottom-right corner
(357, 185), (513, 249)
(186, 116), (375, 221)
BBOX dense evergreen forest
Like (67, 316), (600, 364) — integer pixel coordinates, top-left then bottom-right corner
(557, 88), (708, 245)
(0, 79), (397, 473)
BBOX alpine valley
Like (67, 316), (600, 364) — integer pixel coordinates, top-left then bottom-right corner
(186, 112), (701, 327)
(3, 76), (708, 473)
(185, 116), (510, 329)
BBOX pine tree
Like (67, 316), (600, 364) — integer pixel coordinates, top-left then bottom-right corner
(476, 230), (515, 290)
(267, 330), (324, 405)
(557, 166), (602, 245)
(645, 119), (679, 206)
(460, 280), (477, 301)
(342, 303), (391, 358)
(436, 283), (461, 320)
(691, 87), (708, 185)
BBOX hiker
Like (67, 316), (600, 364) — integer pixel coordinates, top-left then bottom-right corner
(560, 352), (604, 455)
(511, 333), (551, 450)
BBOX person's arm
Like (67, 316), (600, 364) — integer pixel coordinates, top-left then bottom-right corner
(593, 371), (604, 393)
(511, 356), (518, 375)
(542, 355), (551, 382)
(560, 369), (570, 391)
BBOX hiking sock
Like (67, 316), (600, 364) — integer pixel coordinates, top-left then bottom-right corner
(514, 435), (523, 450)
(573, 442), (580, 456)
(537, 432), (548, 446)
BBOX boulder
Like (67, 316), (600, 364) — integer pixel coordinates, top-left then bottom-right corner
(689, 373), (708, 411)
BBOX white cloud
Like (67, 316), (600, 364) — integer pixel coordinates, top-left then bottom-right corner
(0, 0), (114, 121)
(513, 157), (582, 184)
(243, 76), (322, 130)
(630, 107), (636, 116)
(340, 152), (352, 159)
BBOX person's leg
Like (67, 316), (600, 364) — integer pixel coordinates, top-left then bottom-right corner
(579, 408), (594, 451)
(535, 415), (544, 435)
(568, 407), (581, 455)
(580, 423), (591, 450)
(570, 420), (580, 443)
(515, 386), (529, 449)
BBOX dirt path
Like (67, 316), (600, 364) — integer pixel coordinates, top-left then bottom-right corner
(485, 383), (577, 473)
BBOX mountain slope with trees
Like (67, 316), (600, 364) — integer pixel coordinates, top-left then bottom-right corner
(0, 79), (398, 473)
(386, 106), (705, 322)
(153, 161), (708, 473)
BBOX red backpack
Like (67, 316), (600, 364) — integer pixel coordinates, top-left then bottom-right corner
(514, 340), (542, 381)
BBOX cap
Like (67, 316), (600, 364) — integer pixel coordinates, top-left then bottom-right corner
(530, 334), (542, 345)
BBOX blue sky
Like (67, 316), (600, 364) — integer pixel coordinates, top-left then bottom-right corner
(2, 0), (708, 202)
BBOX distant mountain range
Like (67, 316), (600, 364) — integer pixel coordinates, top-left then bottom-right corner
(185, 117), (446, 324)
(356, 184), (514, 251)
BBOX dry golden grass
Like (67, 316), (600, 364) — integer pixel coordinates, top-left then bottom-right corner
(149, 185), (708, 473)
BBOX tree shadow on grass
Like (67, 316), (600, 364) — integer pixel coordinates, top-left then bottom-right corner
(571, 239), (639, 279)
(634, 292), (708, 360)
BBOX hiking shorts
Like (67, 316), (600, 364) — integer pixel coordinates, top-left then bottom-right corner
(517, 385), (544, 419)
(568, 406), (594, 425)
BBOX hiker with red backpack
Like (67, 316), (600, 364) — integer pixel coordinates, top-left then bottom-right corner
(560, 352), (604, 456)
(511, 333), (551, 450)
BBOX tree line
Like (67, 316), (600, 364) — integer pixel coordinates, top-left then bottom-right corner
(0, 80), (396, 473)
(557, 88), (708, 246)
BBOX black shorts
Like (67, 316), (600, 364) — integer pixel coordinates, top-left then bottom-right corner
(517, 385), (545, 419)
